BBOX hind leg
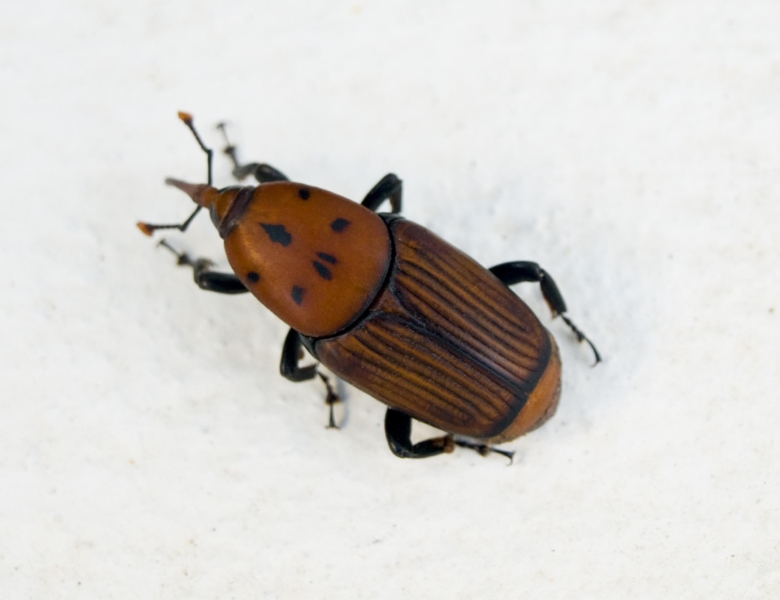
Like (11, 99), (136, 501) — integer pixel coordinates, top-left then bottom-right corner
(384, 408), (514, 462)
(490, 261), (601, 364)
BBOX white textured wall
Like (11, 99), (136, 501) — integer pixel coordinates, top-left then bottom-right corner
(2, 1), (778, 598)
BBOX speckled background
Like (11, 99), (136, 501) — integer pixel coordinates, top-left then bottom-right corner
(2, 1), (778, 598)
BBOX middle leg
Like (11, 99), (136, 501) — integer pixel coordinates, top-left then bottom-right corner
(280, 329), (342, 428)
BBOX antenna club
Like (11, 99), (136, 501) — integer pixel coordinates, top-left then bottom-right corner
(136, 222), (154, 236)
(177, 111), (193, 124)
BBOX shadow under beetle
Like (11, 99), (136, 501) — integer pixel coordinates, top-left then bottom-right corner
(138, 112), (600, 462)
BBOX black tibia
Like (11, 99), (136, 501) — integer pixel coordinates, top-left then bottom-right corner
(280, 330), (343, 428)
(217, 122), (289, 183)
(384, 409), (514, 461)
(158, 239), (248, 294)
(280, 329), (318, 383)
(192, 263), (250, 294)
(361, 173), (403, 214)
(489, 261), (601, 364)
(384, 409), (454, 459)
(236, 162), (289, 183)
(489, 261), (566, 314)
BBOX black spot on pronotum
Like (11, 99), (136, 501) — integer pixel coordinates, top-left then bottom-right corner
(298, 188), (310, 200)
(331, 218), (350, 232)
(246, 272), (260, 284)
(259, 223), (292, 246)
(291, 286), (305, 305)
(313, 261), (332, 280)
(316, 252), (337, 264)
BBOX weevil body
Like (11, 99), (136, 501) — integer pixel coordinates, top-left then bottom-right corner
(139, 113), (599, 461)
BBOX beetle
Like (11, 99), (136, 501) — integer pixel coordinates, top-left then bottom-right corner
(138, 112), (600, 461)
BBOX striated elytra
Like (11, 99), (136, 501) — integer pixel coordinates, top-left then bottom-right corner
(138, 113), (600, 462)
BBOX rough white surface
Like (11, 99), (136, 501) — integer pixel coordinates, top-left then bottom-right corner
(2, 1), (779, 598)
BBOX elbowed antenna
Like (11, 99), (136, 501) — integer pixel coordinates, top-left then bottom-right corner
(136, 112), (214, 236)
(177, 112), (214, 187)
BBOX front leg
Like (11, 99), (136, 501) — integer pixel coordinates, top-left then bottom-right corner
(217, 122), (289, 183)
(384, 409), (514, 461)
(361, 173), (402, 213)
(158, 239), (248, 294)
(489, 261), (601, 364)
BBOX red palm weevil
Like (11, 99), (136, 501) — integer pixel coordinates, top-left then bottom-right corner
(138, 112), (600, 462)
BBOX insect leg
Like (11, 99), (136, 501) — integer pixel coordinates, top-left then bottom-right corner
(216, 122), (289, 183)
(489, 261), (601, 364)
(361, 173), (402, 213)
(384, 409), (454, 458)
(280, 329), (343, 428)
(384, 409), (514, 461)
(157, 239), (249, 294)
(280, 329), (318, 382)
